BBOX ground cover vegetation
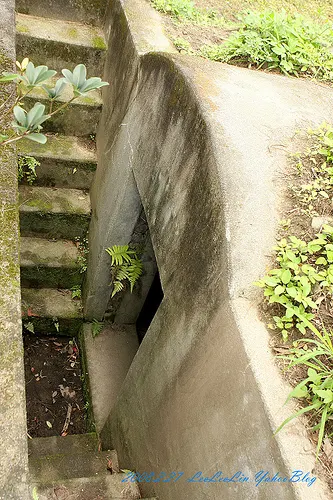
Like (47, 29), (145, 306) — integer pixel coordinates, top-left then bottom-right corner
(151, 0), (333, 83)
(255, 124), (333, 464)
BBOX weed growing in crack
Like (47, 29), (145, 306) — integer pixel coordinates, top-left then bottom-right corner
(18, 155), (39, 184)
(105, 245), (143, 298)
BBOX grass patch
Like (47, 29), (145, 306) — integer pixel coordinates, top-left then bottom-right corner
(151, 0), (225, 26)
(199, 10), (333, 81)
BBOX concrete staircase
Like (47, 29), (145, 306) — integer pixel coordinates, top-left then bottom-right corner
(17, 6), (103, 336)
(15, 3), (150, 499)
(29, 433), (141, 499)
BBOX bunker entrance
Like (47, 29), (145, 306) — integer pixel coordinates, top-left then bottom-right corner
(136, 270), (163, 343)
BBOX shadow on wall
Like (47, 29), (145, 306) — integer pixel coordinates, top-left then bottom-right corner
(136, 271), (163, 343)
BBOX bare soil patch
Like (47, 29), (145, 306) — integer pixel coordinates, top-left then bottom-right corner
(24, 335), (87, 438)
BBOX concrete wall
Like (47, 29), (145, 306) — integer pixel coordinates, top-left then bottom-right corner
(86, 1), (333, 499)
(0, 0), (29, 498)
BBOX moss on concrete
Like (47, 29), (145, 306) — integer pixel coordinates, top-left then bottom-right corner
(92, 36), (107, 50)
(67, 27), (78, 39)
(20, 212), (90, 239)
(24, 198), (53, 211)
(21, 267), (82, 289)
(16, 24), (29, 33)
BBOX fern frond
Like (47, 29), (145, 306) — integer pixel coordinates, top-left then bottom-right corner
(127, 260), (143, 291)
(111, 280), (124, 297)
(105, 245), (134, 266)
(115, 266), (131, 282)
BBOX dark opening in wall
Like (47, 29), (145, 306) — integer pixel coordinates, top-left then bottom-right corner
(136, 271), (163, 343)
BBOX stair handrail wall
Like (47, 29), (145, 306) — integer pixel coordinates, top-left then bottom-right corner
(0, 0), (29, 498)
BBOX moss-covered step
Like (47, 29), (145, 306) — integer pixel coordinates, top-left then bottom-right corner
(29, 445), (118, 482)
(16, 13), (107, 75)
(23, 77), (102, 137)
(20, 237), (83, 289)
(30, 474), (141, 500)
(21, 288), (83, 336)
(19, 186), (90, 239)
(16, 0), (107, 27)
(18, 135), (96, 190)
(28, 433), (100, 457)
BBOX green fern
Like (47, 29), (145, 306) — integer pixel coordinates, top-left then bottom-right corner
(105, 245), (136, 266)
(111, 280), (125, 297)
(106, 245), (143, 297)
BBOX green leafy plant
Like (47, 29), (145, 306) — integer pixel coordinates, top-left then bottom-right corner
(71, 285), (82, 299)
(255, 226), (333, 340)
(105, 245), (143, 297)
(276, 319), (333, 457)
(0, 59), (109, 146)
(199, 10), (333, 81)
(18, 155), (40, 184)
(60, 64), (109, 97)
(76, 236), (89, 273)
(151, 0), (225, 26)
(32, 487), (40, 500)
(173, 37), (195, 54)
(91, 319), (104, 338)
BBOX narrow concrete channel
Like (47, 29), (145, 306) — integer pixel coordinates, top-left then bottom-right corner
(14, 2), (152, 498)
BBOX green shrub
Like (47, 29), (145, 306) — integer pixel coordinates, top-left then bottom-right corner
(199, 10), (333, 80)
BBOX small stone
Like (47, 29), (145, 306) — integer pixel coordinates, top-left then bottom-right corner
(311, 216), (333, 231)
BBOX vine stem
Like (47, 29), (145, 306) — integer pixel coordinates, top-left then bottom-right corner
(1, 132), (29, 146)
(48, 96), (77, 117)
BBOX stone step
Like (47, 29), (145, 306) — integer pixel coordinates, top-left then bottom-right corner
(30, 447), (118, 483)
(20, 237), (83, 289)
(23, 77), (102, 136)
(28, 433), (100, 457)
(18, 135), (96, 189)
(16, 0), (107, 26)
(16, 13), (107, 75)
(21, 288), (83, 335)
(82, 323), (139, 432)
(19, 186), (90, 239)
(30, 474), (141, 500)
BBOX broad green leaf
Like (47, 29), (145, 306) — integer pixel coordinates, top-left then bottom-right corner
(26, 133), (47, 144)
(13, 106), (26, 126)
(274, 285), (285, 295)
(0, 73), (20, 82)
(281, 269), (291, 284)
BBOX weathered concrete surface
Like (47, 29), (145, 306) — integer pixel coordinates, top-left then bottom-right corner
(86, 2), (333, 497)
(20, 237), (82, 289)
(21, 288), (83, 335)
(83, 323), (139, 431)
(16, 13), (106, 75)
(16, 0), (107, 26)
(31, 474), (141, 500)
(19, 185), (91, 239)
(18, 135), (97, 190)
(0, 0), (29, 498)
(85, 0), (174, 320)
(99, 57), (333, 500)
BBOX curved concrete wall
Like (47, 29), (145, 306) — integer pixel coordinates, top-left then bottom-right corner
(86, 1), (333, 499)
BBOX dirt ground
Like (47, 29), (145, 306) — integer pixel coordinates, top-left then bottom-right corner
(154, 0), (333, 50)
(24, 335), (87, 438)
